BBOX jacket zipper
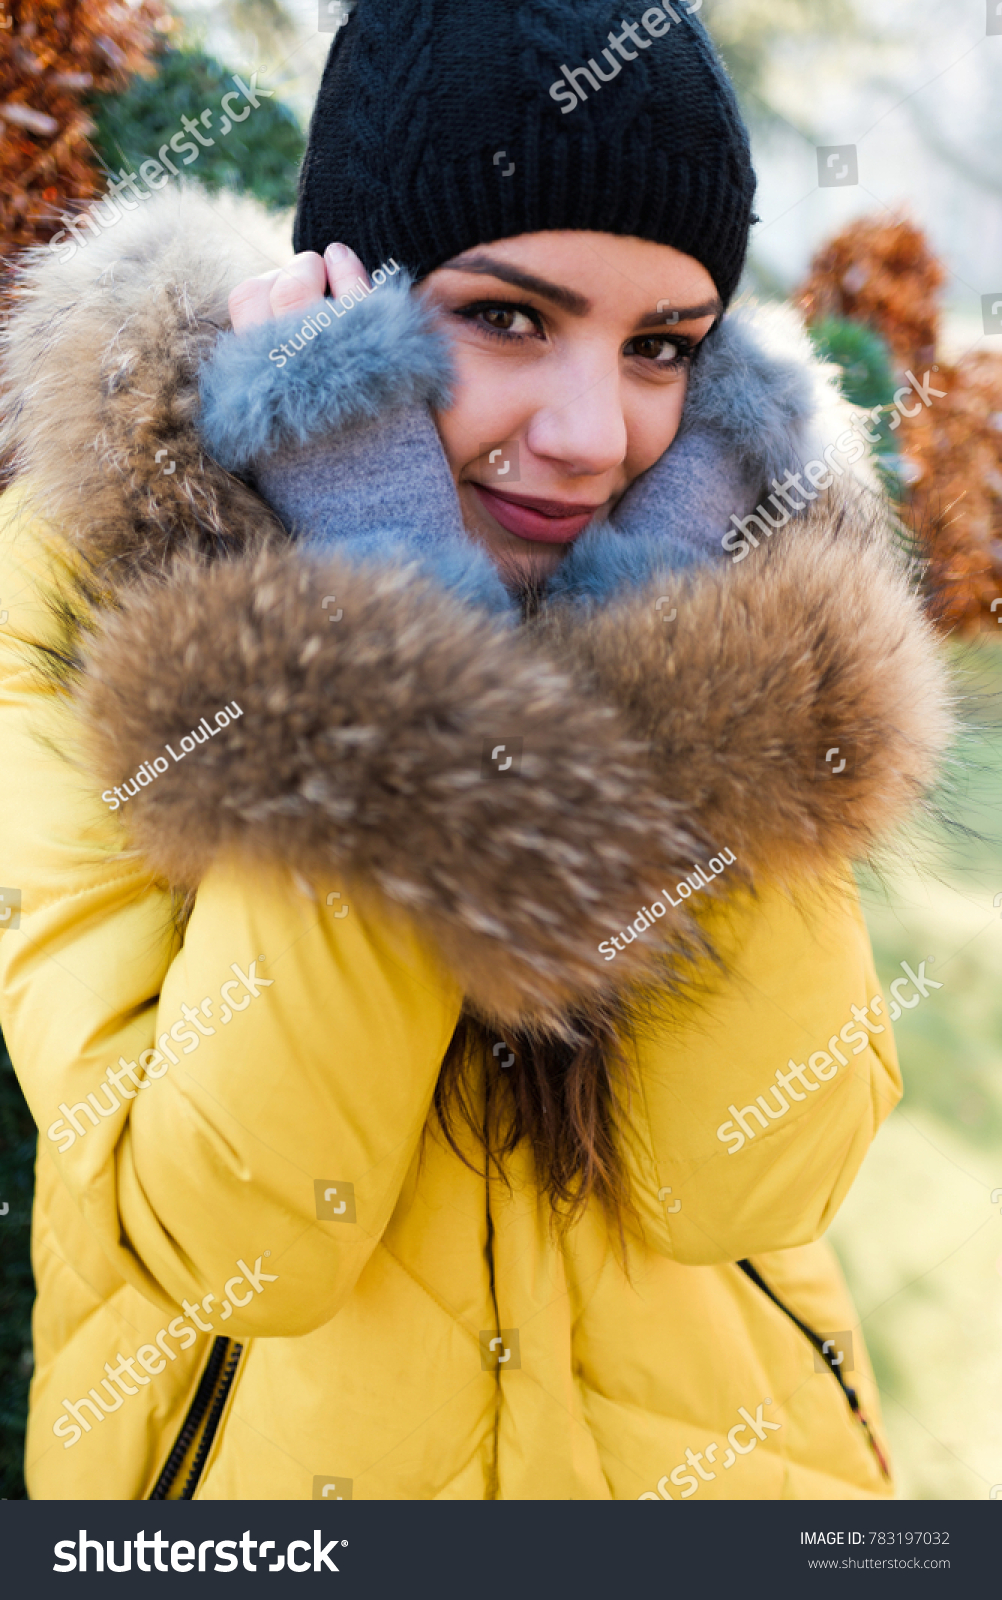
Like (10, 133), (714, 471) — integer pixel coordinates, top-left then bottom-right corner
(736, 1259), (891, 1480)
(148, 1336), (243, 1500)
(483, 1069), (502, 1501)
(150, 1261), (882, 1496)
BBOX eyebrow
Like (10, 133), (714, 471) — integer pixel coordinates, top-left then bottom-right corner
(439, 253), (722, 327)
(635, 298), (723, 327)
(440, 253), (591, 314)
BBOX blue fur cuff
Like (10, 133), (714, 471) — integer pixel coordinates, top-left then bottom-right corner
(680, 314), (816, 487)
(315, 530), (516, 620)
(546, 523), (708, 608)
(198, 275), (454, 472)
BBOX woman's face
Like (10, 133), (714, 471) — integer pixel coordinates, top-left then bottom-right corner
(418, 232), (720, 584)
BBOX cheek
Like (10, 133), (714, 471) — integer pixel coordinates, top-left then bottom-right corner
(431, 345), (534, 484)
(623, 373), (690, 480)
(431, 348), (691, 485)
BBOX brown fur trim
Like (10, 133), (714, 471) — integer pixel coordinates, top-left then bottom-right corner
(73, 544), (717, 1033)
(537, 497), (953, 885)
(71, 498), (952, 1030)
(2, 191), (954, 1029)
(0, 188), (288, 581)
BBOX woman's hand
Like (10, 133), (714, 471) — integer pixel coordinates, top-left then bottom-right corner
(228, 244), (371, 333)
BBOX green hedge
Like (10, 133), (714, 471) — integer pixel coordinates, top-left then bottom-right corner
(88, 46), (305, 211)
(807, 316), (921, 498)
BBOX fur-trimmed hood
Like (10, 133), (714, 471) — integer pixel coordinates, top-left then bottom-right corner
(0, 189), (952, 1033)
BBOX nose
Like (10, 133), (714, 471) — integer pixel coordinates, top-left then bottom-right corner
(524, 357), (628, 479)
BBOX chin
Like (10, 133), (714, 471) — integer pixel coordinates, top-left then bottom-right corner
(484, 537), (569, 590)
(460, 502), (561, 576)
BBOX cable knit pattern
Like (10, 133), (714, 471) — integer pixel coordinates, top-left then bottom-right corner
(294, 0), (757, 302)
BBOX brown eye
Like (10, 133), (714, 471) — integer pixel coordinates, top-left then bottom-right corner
(626, 335), (686, 364)
(455, 300), (544, 341)
(478, 306), (538, 336)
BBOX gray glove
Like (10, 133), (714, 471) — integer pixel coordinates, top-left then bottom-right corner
(198, 277), (511, 615)
(200, 287), (821, 613)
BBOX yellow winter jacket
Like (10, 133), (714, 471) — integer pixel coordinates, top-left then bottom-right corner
(0, 195), (951, 1501)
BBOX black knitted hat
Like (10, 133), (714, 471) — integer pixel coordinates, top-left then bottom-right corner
(294, 0), (757, 307)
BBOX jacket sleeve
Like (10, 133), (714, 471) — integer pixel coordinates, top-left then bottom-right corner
(0, 493), (463, 1337)
(110, 859), (463, 1335)
(618, 876), (903, 1263)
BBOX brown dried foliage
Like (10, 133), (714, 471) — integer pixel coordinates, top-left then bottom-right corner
(896, 354), (1002, 634)
(797, 213), (1002, 633)
(0, 0), (172, 263)
(796, 212), (945, 373)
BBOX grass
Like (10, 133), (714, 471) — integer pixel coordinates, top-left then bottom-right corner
(833, 635), (1002, 1498)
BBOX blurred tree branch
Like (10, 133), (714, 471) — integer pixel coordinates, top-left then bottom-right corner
(701, 0), (866, 142)
(172, 0), (298, 70)
(889, 87), (1002, 200)
(217, 0), (296, 56)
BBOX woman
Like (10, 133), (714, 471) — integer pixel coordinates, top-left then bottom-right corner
(0, 0), (950, 1500)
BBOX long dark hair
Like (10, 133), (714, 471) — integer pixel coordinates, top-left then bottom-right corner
(427, 575), (645, 1233)
(433, 1007), (635, 1235)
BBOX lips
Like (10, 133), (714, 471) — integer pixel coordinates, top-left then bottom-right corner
(472, 484), (603, 544)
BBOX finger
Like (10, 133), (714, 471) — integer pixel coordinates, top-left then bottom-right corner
(229, 269), (284, 333)
(324, 243), (371, 302)
(268, 252), (328, 318)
